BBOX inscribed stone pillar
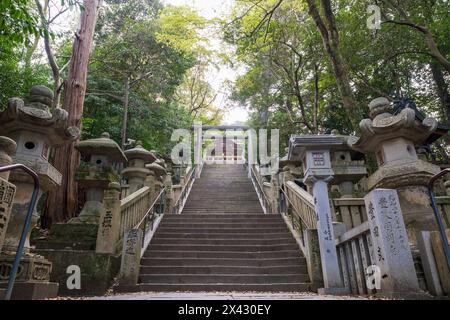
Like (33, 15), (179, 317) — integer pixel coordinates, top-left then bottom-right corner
(120, 228), (142, 285)
(96, 182), (121, 254)
(364, 189), (420, 295)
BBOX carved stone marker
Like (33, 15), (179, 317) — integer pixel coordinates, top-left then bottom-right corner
(95, 182), (121, 254)
(120, 228), (142, 285)
(0, 136), (17, 252)
(364, 189), (420, 295)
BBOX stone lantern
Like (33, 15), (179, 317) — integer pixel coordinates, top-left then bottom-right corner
(0, 86), (80, 252)
(0, 137), (17, 252)
(348, 97), (442, 243)
(0, 85), (79, 298)
(145, 162), (167, 200)
(122, 142), (156, 194)
(70, 132), (127, 225)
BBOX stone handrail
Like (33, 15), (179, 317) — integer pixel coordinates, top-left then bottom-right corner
(333, 196), (450, 230)
(333, 198), (368, 230)
(250, 164), (272, 213)
(282, 181), (317, 229)
(119, 186), (153, 239)
(335, 221), (375, 295)
(172, 166), (195, 214)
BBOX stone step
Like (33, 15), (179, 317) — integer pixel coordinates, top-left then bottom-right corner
(144, 250), (302, 259)
(150, 237), (295, 246)
(153, 232), (293, 240)
(141, 257), (307, 267)
(158, 222), (287, 229)
(154, 227), (288, 234)
(139, 274), (310, 284)
(140, 265), (308, 275)
(162, 216), (280, 222)
(116, 283), (312, 293)
(148, 244), (299, 252)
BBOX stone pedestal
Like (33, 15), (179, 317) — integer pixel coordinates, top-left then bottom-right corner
(364, 189), (421, 296)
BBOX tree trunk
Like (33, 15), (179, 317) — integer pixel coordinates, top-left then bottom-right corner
(430, 62), (450, 123)
(306, 0), (357, 110)
(121, 77), (130, 148)
(42, 0), (101, 227)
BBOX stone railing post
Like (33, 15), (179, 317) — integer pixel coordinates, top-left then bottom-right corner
(164, 173), (174, 213)
(0, 137), (17, 253)
(96, 182), (121, 254)
(119, 228), (142, 285)
(194, 122), (202, 178)
(364, 189), (420, 296)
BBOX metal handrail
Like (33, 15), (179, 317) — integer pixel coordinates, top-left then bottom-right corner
(138, 189), (165, 249)
(250, 164), (272, 213)
(428, 168), (450, 267)
(0, 164), (40, 300)
(172, 166), (195, 214)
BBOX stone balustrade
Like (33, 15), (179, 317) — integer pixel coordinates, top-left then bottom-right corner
(119, 186), (154, 240)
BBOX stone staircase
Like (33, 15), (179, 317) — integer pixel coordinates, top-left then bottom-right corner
(117, 164), (312, 292)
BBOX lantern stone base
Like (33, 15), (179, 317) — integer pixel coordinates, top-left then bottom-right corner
(0, 281), (59, 300)
(0, 252), (58, 300)
(34, 248), (120, 296)
(35, 223), (99, 251)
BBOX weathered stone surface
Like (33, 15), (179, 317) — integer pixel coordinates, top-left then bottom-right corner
(119, 229), (142, 285)
(364, 189), (420, 295)
(349, 98), (442, 241)
(304, 229), (324, 290)
(96, 183), (121, 254)
(0, 86), (79, 258)
(430, 230), (450, 294)
(0, 136), (17, 253)
(70, 133), (126, 225)
(122, 142), (155, 193)
(416, 231), (444, 296)
(35, 248), (120, 296)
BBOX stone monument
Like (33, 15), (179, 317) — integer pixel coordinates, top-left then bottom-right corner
(348, 97), (442, 244)
(364, 189), (421, 297)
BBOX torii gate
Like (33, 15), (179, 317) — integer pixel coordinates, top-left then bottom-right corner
(193, 124), (251, 178)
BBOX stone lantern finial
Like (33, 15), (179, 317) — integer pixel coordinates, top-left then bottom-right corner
(27, 85), (53, 109)
(368, 97), (392, 119)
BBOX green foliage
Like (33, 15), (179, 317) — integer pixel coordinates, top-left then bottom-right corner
(225, 0), (449, 154)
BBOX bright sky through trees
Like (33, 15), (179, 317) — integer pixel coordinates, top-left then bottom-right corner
(163, 0), (249, 124)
